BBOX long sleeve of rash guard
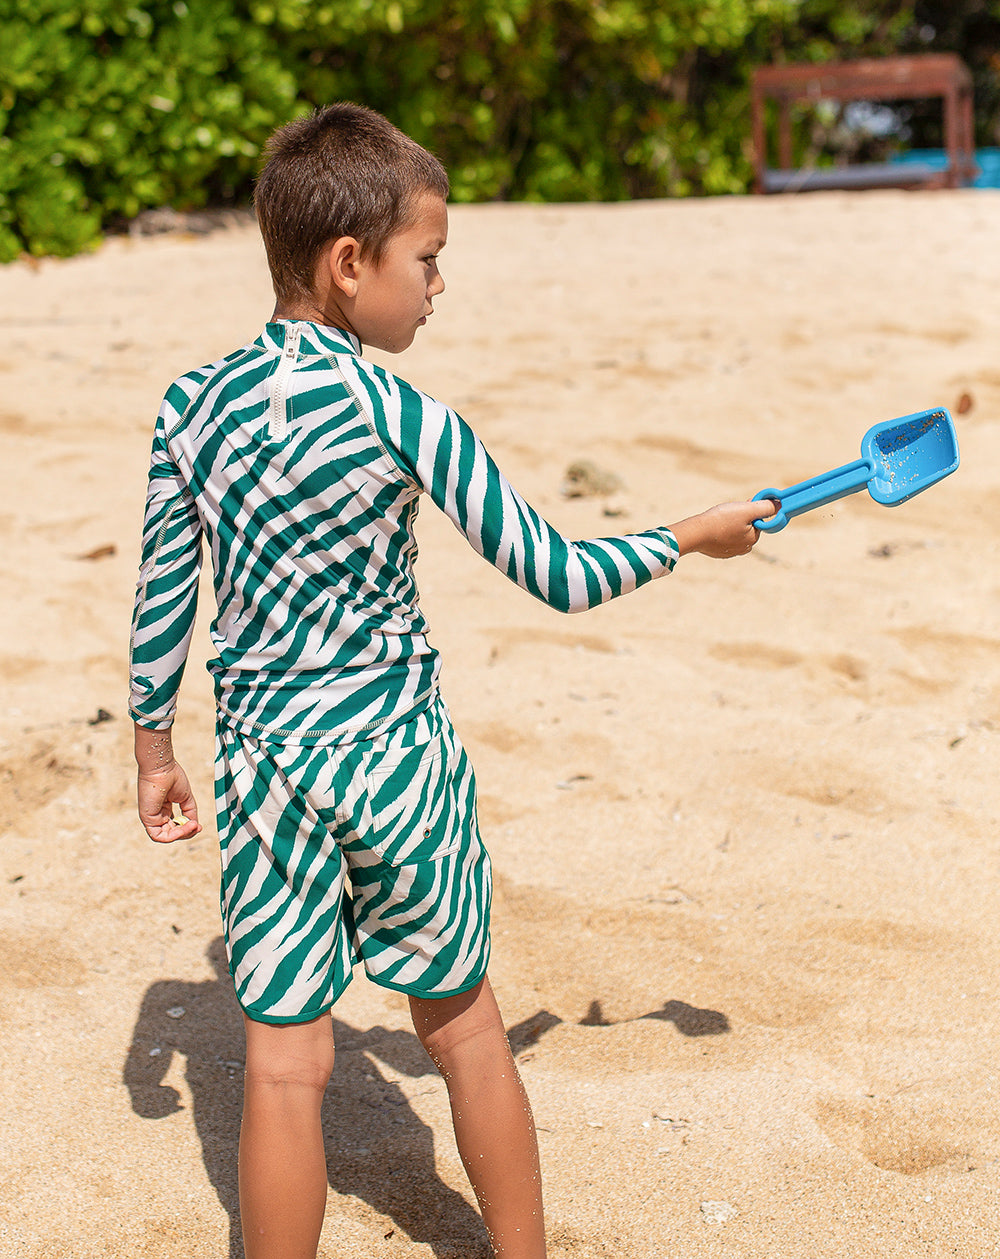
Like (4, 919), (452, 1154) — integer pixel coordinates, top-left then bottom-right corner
(128, 413), (203, 729)
(339, 357), (680, 613)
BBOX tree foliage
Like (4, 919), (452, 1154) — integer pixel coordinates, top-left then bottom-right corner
(0, 0), (300, 260)
(1, 0), (999, 261)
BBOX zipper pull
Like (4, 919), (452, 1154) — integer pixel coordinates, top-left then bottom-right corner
(267, 324), (301, 441)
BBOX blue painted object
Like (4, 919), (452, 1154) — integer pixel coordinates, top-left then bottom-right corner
(753, 407), (959, 533)
(890, 147), (1000, 189)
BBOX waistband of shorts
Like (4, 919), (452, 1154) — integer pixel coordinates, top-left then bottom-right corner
(215, 688), (440, 748)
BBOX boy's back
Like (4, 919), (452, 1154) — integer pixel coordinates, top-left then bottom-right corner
(130, 319), (684, 744)
(131, 320), (436, 740)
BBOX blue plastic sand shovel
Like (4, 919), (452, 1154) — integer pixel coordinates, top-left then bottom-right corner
(753, 407), (959, 533)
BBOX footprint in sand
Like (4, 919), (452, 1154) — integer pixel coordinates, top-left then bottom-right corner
(708, 641), (869, 685)
(0, 930), (87, 989)
(633, 432), (777, 486)
(815, 1095), (973, 1175)
(486, 626), (616, 659)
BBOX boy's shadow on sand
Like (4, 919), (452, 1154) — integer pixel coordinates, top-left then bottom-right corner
(124, 938), (492, 1258)
(125, 938), (730, 1258)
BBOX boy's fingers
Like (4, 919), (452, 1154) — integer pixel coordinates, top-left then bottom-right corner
(748, 497), (778, 520)
(143, 818), (176, 843)
(137, 769), (201, 843)
(173, 792), (199, 824)
(146, 816), (201, 844)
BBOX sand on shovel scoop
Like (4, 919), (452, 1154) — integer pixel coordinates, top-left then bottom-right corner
(753, 407), (960, 533)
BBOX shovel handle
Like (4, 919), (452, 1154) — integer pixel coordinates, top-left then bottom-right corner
(753, 458), (873, 533)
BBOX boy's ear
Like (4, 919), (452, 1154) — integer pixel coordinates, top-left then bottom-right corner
(326, 235), (363, 298)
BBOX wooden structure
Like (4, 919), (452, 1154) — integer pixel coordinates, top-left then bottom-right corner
(751, 54), (976, 194)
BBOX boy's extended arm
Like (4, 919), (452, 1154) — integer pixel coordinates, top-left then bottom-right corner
(368, 375), (774, 609)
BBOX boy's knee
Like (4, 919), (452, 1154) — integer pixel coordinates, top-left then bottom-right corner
(412, 985), (508, 1072)
(244, 1016), (335, 1093)
(246, 1054), (334, 1095)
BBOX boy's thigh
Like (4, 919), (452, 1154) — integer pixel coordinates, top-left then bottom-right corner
(342, 699), (492, 999)
(215, 731), (356, 1024)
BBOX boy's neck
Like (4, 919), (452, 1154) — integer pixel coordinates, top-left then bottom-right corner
(272, 303), (358, 339)
(274, 301), (333, 325)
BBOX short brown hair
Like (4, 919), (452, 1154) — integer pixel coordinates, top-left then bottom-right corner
(254, 102), (450, 306)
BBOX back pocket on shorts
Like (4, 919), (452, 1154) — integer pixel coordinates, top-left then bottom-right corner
(365, 744), (463, 866)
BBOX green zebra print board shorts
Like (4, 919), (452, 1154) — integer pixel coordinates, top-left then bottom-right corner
(214, 697), (491, 1023)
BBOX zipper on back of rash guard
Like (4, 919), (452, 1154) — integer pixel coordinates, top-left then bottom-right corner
(267, 324), (301, 441)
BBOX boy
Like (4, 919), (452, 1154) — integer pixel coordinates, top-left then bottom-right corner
(129, 103), (775, 1259)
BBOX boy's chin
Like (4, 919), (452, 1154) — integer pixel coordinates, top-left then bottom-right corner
(365, 330), (417, 354)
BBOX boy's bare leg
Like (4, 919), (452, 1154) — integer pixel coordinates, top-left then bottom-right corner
(410, 977), (545, 1258)
(240, 1013), (335, 1259)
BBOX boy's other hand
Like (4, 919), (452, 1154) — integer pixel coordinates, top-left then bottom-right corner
(670, 498), (777, 560)
(137, 764), (202, 843)
(134, 723), (202, 843)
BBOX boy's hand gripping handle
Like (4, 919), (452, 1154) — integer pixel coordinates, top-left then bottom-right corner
(753, 458), (873, 533)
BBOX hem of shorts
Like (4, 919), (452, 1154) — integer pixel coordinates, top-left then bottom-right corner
(364, 956), (491, 1001)
(235, 972), (354, 1025)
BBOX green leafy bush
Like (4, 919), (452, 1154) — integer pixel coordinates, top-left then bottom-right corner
(261, 0), (798, 202)
(0, 0), (300, 260)
(2, 0), (999, 261)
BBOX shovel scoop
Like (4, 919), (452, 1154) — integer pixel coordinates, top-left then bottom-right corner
(753, 407), (959, 533)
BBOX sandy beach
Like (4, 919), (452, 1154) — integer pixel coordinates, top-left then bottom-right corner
(2, 187), (999, 1257)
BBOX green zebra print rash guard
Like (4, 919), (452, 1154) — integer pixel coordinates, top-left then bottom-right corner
(129, 321), (680, 744)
